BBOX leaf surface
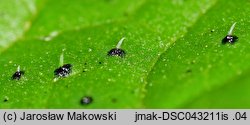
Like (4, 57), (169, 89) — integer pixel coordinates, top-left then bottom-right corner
(1, 0), (249, 108)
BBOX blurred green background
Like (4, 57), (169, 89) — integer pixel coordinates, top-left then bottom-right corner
(0, 0), (250, 108)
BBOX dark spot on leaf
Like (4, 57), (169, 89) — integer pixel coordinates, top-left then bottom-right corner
(80, 96), (93, 105)
(222, 35), (238, 44)
(190, 60), (196, 64)
(130, 90), (135, 94)
(99, 62), (102, 64)
(111, 98), (117, 103)
(84, 63), (87, 65)
(107, 48), (125, 57)
(12, 71), (24, 80)
(83, 69), (87, 72)
(123, 12), (129, 17)
(3, 98), (8, 102)
(186, 69), (192, 73)
(54, 64), (72, 78)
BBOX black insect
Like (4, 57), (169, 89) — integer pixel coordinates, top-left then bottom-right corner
(107, 37), (126, 57)
(108, 48), (126, 57)
(54, 64), (72, 77)
(12, 66), (24, 80)
(222, 35), (238, 44)
(222, 22), (238, 44)
(3, 98), (8, 102)
(80, 96), (93, 105)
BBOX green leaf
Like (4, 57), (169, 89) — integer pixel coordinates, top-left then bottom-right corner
(25, 0), (145, 38)
(0, 0), (36, 51)
(0, 0), (249, 108)
(144, 0), (250, 108)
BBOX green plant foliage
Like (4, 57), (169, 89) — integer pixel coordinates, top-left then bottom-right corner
(0, 0), (249, 108)
(145, 0), (250, 108)
(0, 0), (36, 51)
